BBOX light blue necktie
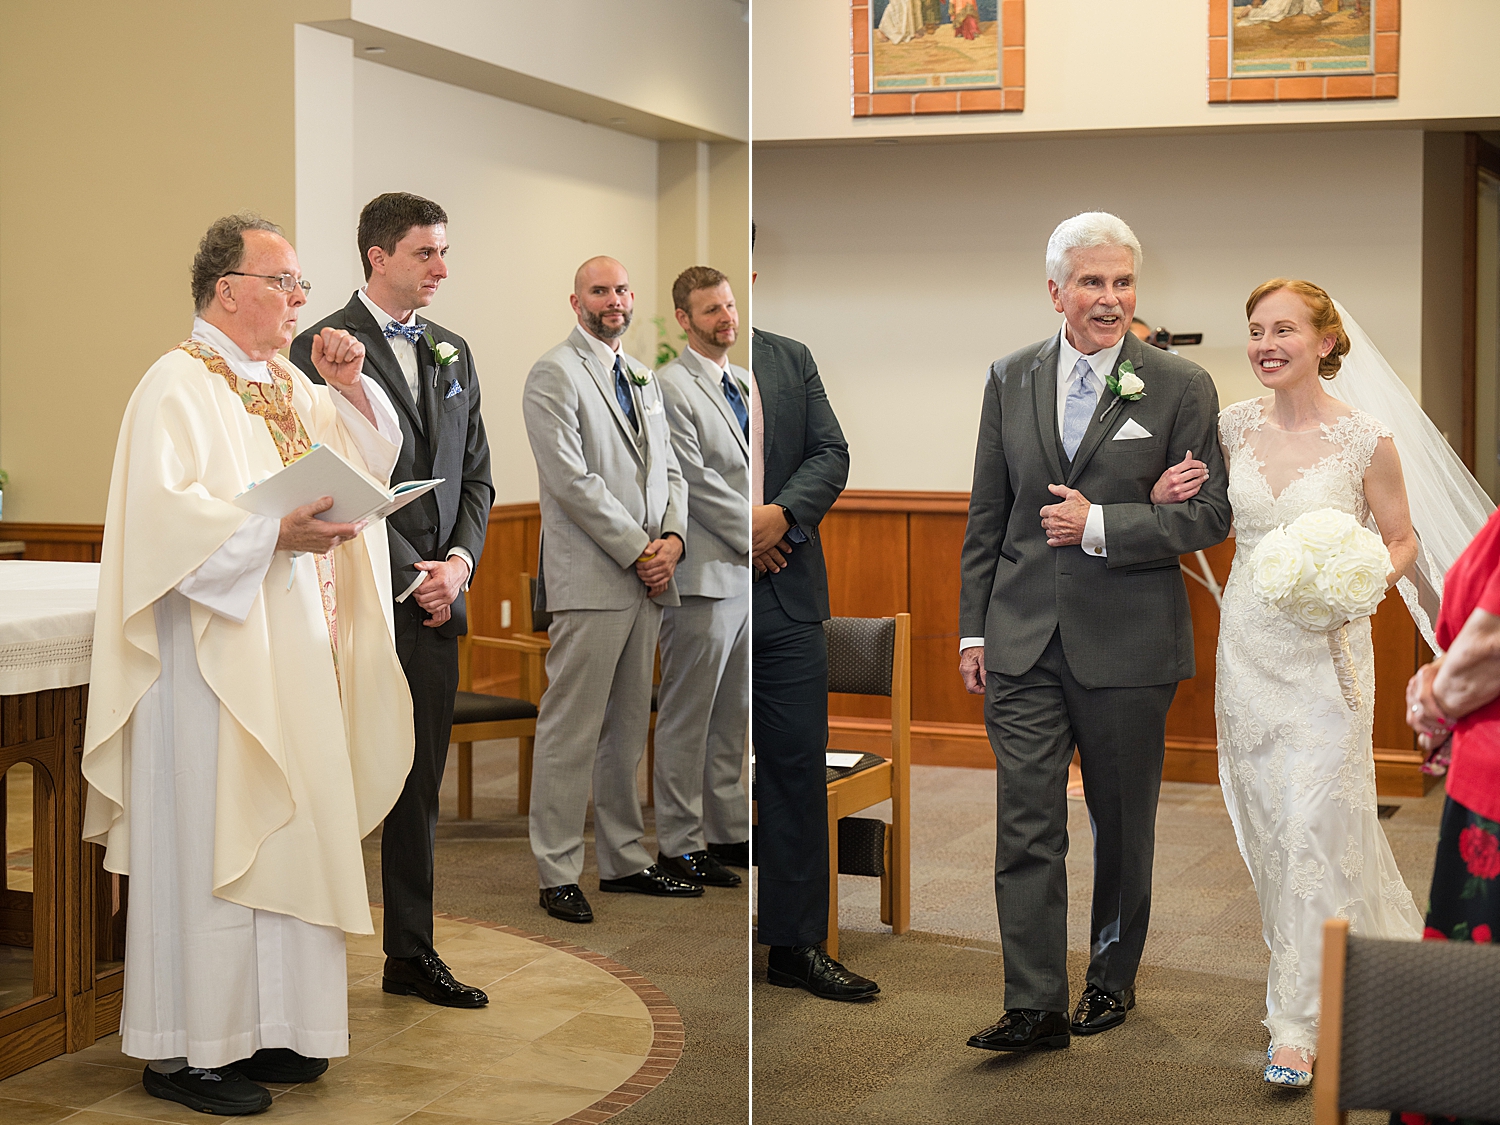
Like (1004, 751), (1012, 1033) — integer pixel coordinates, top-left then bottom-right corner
(1062, 356), (1098, 460)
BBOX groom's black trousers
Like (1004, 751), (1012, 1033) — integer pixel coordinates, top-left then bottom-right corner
(985, 628), (1176, 1012)
(752, 579), (830, 948)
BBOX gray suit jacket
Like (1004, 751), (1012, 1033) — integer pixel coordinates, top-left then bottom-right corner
(656, 350), (750, 599)
(958, 331), (1232, 689)
(523, 326), (689, 612)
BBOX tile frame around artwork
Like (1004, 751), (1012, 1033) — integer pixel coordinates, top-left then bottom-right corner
(1209, 0), (1400, 103)
(852, 0), (1025, 117)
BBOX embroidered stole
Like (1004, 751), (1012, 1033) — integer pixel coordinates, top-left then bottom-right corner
(178, 341), (339, 669)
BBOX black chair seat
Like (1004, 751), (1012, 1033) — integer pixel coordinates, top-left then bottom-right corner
(452, 691), (537, 725)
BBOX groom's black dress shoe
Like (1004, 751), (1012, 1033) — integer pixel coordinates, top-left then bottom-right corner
(142, 1065), (273, 1115)
(228, 1048), (328, 1083)
(382, 951), (489, 1008)
(1070, 984), (1135, 1035)
(766, 945), (880, 1001)
(540, 884), (594, 923)
(599, 864), (705, 897)
(657, 850), (742, 887)
(967, 1009), (1071, 1052)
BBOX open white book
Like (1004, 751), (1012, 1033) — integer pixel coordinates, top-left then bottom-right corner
(233, 444), (442, 524)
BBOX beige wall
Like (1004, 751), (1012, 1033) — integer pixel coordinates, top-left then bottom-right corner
(754, 0), (1500, 143)
(751, 129), (1426, 491)
(1421, 133), (1469, 455)
(0, 1), (345, 523)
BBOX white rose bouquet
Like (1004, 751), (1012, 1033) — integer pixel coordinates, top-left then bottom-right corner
(1249, 508), (1391, 709)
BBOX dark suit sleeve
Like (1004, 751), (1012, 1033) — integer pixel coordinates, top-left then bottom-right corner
(447, 347), (494, 568)
(289, 330), (316, 383)
(959, 364), (1013, 640)
(769, 344), (848, 527)
(1100, 369), (1232, 567)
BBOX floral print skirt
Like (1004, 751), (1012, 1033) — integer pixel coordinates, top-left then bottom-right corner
(1390, 795), (1500, 1125)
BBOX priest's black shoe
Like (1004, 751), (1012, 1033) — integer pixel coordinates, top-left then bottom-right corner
(967, 1009), (1071, 1052)
(1070, 984), (1135, 1035)
(599, 864), (705, 897)
(766, 945), (880, 1001)
(540, 883), (594, 923)
(707, 840), (750, 868)
(143, 1064), (272, 1115)
(382, 951), (489, 1008)
(228, 1048), (328, 1084)
(657, 850), (742, 888)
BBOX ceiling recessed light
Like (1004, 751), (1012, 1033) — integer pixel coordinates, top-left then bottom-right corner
(364, 46), (386, 54)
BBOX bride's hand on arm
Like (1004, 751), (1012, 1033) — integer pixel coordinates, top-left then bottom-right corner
(1150, 450), (1209, 504)
(1364, 436), (1419, 586)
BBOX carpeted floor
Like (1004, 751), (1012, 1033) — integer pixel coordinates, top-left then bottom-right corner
(365, 737), (749, 1125)
(752, 766), (1446, 1124)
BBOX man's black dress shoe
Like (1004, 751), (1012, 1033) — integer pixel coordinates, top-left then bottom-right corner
(766, 945), (880, 1001)
(707, 840), (750, 869)
(599, 864), (705, 897)
(228, 1047), (328, 1083)
(143, 1064), (272, 1115)
(657, 850), (742, 888)
(382, 951), (488, 1008)
(540, 884), (594, 923)
(967, 1009), (1071, 1052)
(1070, 984), (1135, 1035)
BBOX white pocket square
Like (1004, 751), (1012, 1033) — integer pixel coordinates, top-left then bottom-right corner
(1113, 418), (1153, 440)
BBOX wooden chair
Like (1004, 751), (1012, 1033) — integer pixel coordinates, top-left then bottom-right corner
(516, 572), (658, 806)
(1316, 916), (1500, 1123)
(451, 630), (547, 819)
(823, 613), (912, 960)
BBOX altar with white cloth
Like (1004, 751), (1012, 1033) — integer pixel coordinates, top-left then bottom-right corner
(0, 560), (124, 1079)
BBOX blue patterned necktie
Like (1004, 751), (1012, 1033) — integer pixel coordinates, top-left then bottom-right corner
(613, 355), (638, 431)
(721, 372), (749, 439)
(1062, 356), (1098, 460)
(383, 320), (424, 345)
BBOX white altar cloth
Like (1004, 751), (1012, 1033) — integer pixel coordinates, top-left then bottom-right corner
(0, 560), (100, 695)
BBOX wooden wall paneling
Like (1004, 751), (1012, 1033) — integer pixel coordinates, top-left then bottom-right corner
(821, 509), (909, 721)
(907, 511), (983, 729)
(466, 504), (541, 695)
(0, 524), (104, 562)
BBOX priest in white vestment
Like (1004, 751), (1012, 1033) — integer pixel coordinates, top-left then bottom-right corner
(82, 214), (414, 1115)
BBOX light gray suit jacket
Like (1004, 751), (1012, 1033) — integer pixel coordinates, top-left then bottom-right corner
(656, 350), (750, 600)
(524, 326), (689, 612)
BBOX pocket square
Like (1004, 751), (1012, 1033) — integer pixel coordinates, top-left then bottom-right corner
(1113, 418), (1153, 440)
(444, 379), (462, 400)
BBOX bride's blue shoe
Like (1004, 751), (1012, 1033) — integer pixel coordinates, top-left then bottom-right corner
(1263, 1046), (1313, 1088)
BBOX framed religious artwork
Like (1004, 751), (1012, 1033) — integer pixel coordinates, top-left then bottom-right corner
(852, 0), (1025, 116)
(1209, 0), (1400, 103)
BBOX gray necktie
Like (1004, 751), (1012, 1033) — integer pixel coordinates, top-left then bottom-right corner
(1062, 356), (1098, 460)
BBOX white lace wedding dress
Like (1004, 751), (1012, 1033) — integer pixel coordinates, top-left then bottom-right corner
(1215, 398), (1423, 1057)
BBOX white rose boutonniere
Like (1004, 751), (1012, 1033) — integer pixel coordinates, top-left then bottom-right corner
(423, 331), (460, 367)
(1105, 360), (1146, 402)
(627, 362), (651, 387)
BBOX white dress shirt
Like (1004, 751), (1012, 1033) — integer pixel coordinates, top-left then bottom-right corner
(959, 328), (1123, 653)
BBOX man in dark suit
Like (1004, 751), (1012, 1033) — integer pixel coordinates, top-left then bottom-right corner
(292, 192), (494, 1008)
(959, 212), (1230, 1052)
(752, 253), (878, 1000)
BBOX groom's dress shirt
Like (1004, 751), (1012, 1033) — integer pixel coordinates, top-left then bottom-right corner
(959, 328), (1119, 651)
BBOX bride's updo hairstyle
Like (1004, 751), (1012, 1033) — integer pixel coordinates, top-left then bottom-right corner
(1245, 278), (1351, 381)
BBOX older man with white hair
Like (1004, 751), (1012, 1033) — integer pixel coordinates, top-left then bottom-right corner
(958, 212), (1231, 1052)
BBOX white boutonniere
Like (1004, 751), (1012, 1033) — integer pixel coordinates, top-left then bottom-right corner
(1106, 360), (1146, 401)
(423, 331), (460, 367)
(627, 362), (652, 387)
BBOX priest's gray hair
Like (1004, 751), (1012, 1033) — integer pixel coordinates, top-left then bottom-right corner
(192, 213), (284, 312)
(1045, 212), (1142, 287)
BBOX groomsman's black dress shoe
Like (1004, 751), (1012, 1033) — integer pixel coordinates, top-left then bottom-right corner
(707, 840), (750, 869)
(658, 850), (743, 888)
(540, 884), (594, 923)
(143, 1064), (273, 1115)
(1070, 984), (1135, 1035)
(766, 945), (880, 1001)
(599, 864), (705, 897)
(382, 951), (489, 1008)
(228, 1048), (328, 1084)
(967, 1009), (1071, 1052)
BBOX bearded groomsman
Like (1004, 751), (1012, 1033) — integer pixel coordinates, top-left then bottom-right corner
(523, 256), (700, 924)
(293, 192), (494, 1008)
(652, 267), (751, 889)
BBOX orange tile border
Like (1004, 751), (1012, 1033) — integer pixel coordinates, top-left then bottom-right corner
(853, 0), (1024, 116)
(432, 912), (687, 1125)
(1208, 0), (1398, 104)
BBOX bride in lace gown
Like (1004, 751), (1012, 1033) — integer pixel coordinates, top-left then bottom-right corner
(1214, 281), (1424, 1086)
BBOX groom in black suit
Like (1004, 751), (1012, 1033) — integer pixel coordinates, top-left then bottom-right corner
(960, 213), (1231, 1051)
(292, 192), (494, 1008)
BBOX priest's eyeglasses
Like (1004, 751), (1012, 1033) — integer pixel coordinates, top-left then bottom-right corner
(223, 271), (313, 295)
